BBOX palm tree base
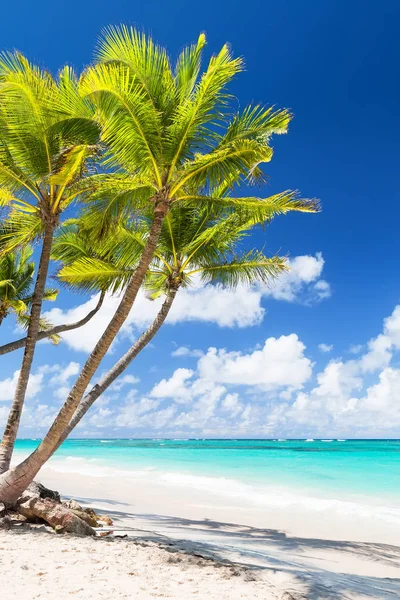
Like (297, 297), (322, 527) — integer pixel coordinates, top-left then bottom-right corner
(0, 480), (110, 536)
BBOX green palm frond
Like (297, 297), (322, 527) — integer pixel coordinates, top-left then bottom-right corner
(16, 312), (61, 344)
(0, 211), (43, 254)
(220, 104), (292, 147)
(166, 43), (244, 174)
(8, 298), (28, 315)
(0, 245), (57, 326)
(175, 190), (320, 220)
(53, 199), (291, 301)
(96, 25), (176, 115)
(80, 62), (163, 183)
(49, 30), (318, 309)
(57, 256), (132, 294)
(42, 288), (58, 302)
(188, 251), (287, 288)
(170, 139), (273, 195)
(175, 33), (206, 101)
(0, 50), (105, 256)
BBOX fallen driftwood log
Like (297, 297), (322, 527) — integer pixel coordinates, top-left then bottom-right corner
(0, 482), (112, 536)
(19, 496), (96, 535)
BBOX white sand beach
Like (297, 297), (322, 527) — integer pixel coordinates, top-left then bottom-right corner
(2, 463), (399, 600)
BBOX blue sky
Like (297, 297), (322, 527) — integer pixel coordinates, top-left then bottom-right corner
(1, 0), (400, 438)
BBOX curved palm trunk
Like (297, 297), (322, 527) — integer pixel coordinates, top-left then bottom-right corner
(0, 221), (56, 474)
(0, 304), (8, 327)
(0, 291), (105, 356)
(0, 197), (169, 503)
(58, 286), (177, 446)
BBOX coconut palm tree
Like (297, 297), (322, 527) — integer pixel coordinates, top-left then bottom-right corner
(0, 248), (106, 354)
(49, 201), (289, 446)
(0, 29), (319, 503)
(0, 291), (105, 355)
(0, 53), (102, 473)
(0, 247), (58, 332)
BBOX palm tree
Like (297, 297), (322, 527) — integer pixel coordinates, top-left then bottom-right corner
(0, 248), (106, 354)
(0, 247), (58, 331)
(0, 293), (105, 356)
(0, 53), (102, 473)
(0, 29), (319, 503)
(49, 201), (290, 446)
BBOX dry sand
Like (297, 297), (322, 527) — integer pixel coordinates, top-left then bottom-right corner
(0, 531), (284, 600)
(1, 463), (400, 599)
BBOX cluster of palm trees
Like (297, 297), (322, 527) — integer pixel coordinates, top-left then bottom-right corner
(0, 27), (319, 504)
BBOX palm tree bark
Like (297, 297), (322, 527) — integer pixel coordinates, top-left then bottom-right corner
(0, 304), (8, 327)
(0, 291), (105, 356)
(57, 286), (177, 446)
(0, 220), (56, 474)
(0, 196), (170, 503)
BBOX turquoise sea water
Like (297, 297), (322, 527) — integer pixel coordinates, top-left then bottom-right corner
(13, 438), (400, 508)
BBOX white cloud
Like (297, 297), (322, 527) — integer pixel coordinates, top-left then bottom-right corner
(348, 344), (363, 355)
(49, 361), (80, 385)
(359, 334), (392, 373)
(384, 305), (400, 347)
(287, 304), (400, 433)
(197, 334), (313, 391)
(116, 398), (168, 428)
(108, 374), (140, 392)
(264, 253), (331, 303)
(171, 346), (204, 358)
(150, 368), (194, 403)
(100, 303), (400, 437)
(6, 303), (400, 439)
(318, 343), (333, 353)
(0, 369), (44, 402)
(43, 253), (330, 352)
(358, 368), (400, 415)
(221, 393), (244, 417)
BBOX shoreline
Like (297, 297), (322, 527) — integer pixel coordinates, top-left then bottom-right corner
(4, 460), (397, 599)
(24, 454), (400, 543)
(4, 443), (400, 599)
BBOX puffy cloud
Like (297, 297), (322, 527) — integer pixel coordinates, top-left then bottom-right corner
(197, 334), (313, 391)
(0, 369), (44, 402)
(86, 407), (115, 428)
(358, 368), (400, 415)
(108, 374), (140, 392)
(221, 393), (244, 417)
(287, 304), (400, 433)
(9, 301), (400, 439)
(150, 368), (195, 403)
(359, 334), (392, 373)
(49, 362), (80, 385)
(264, 253), (331, 303)
(102, 303), (400, 437)
(384, 305), (400, 347)
(115, 398), (169, 429)
(289, 360), (362, 426)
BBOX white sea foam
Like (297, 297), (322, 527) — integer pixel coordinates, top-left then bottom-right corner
(305, 438), (314, 442)
(31, 453), (400, 528)
(157, 471), (400, 526)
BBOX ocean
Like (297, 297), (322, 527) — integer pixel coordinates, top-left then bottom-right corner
(13, 438), (400, 525)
